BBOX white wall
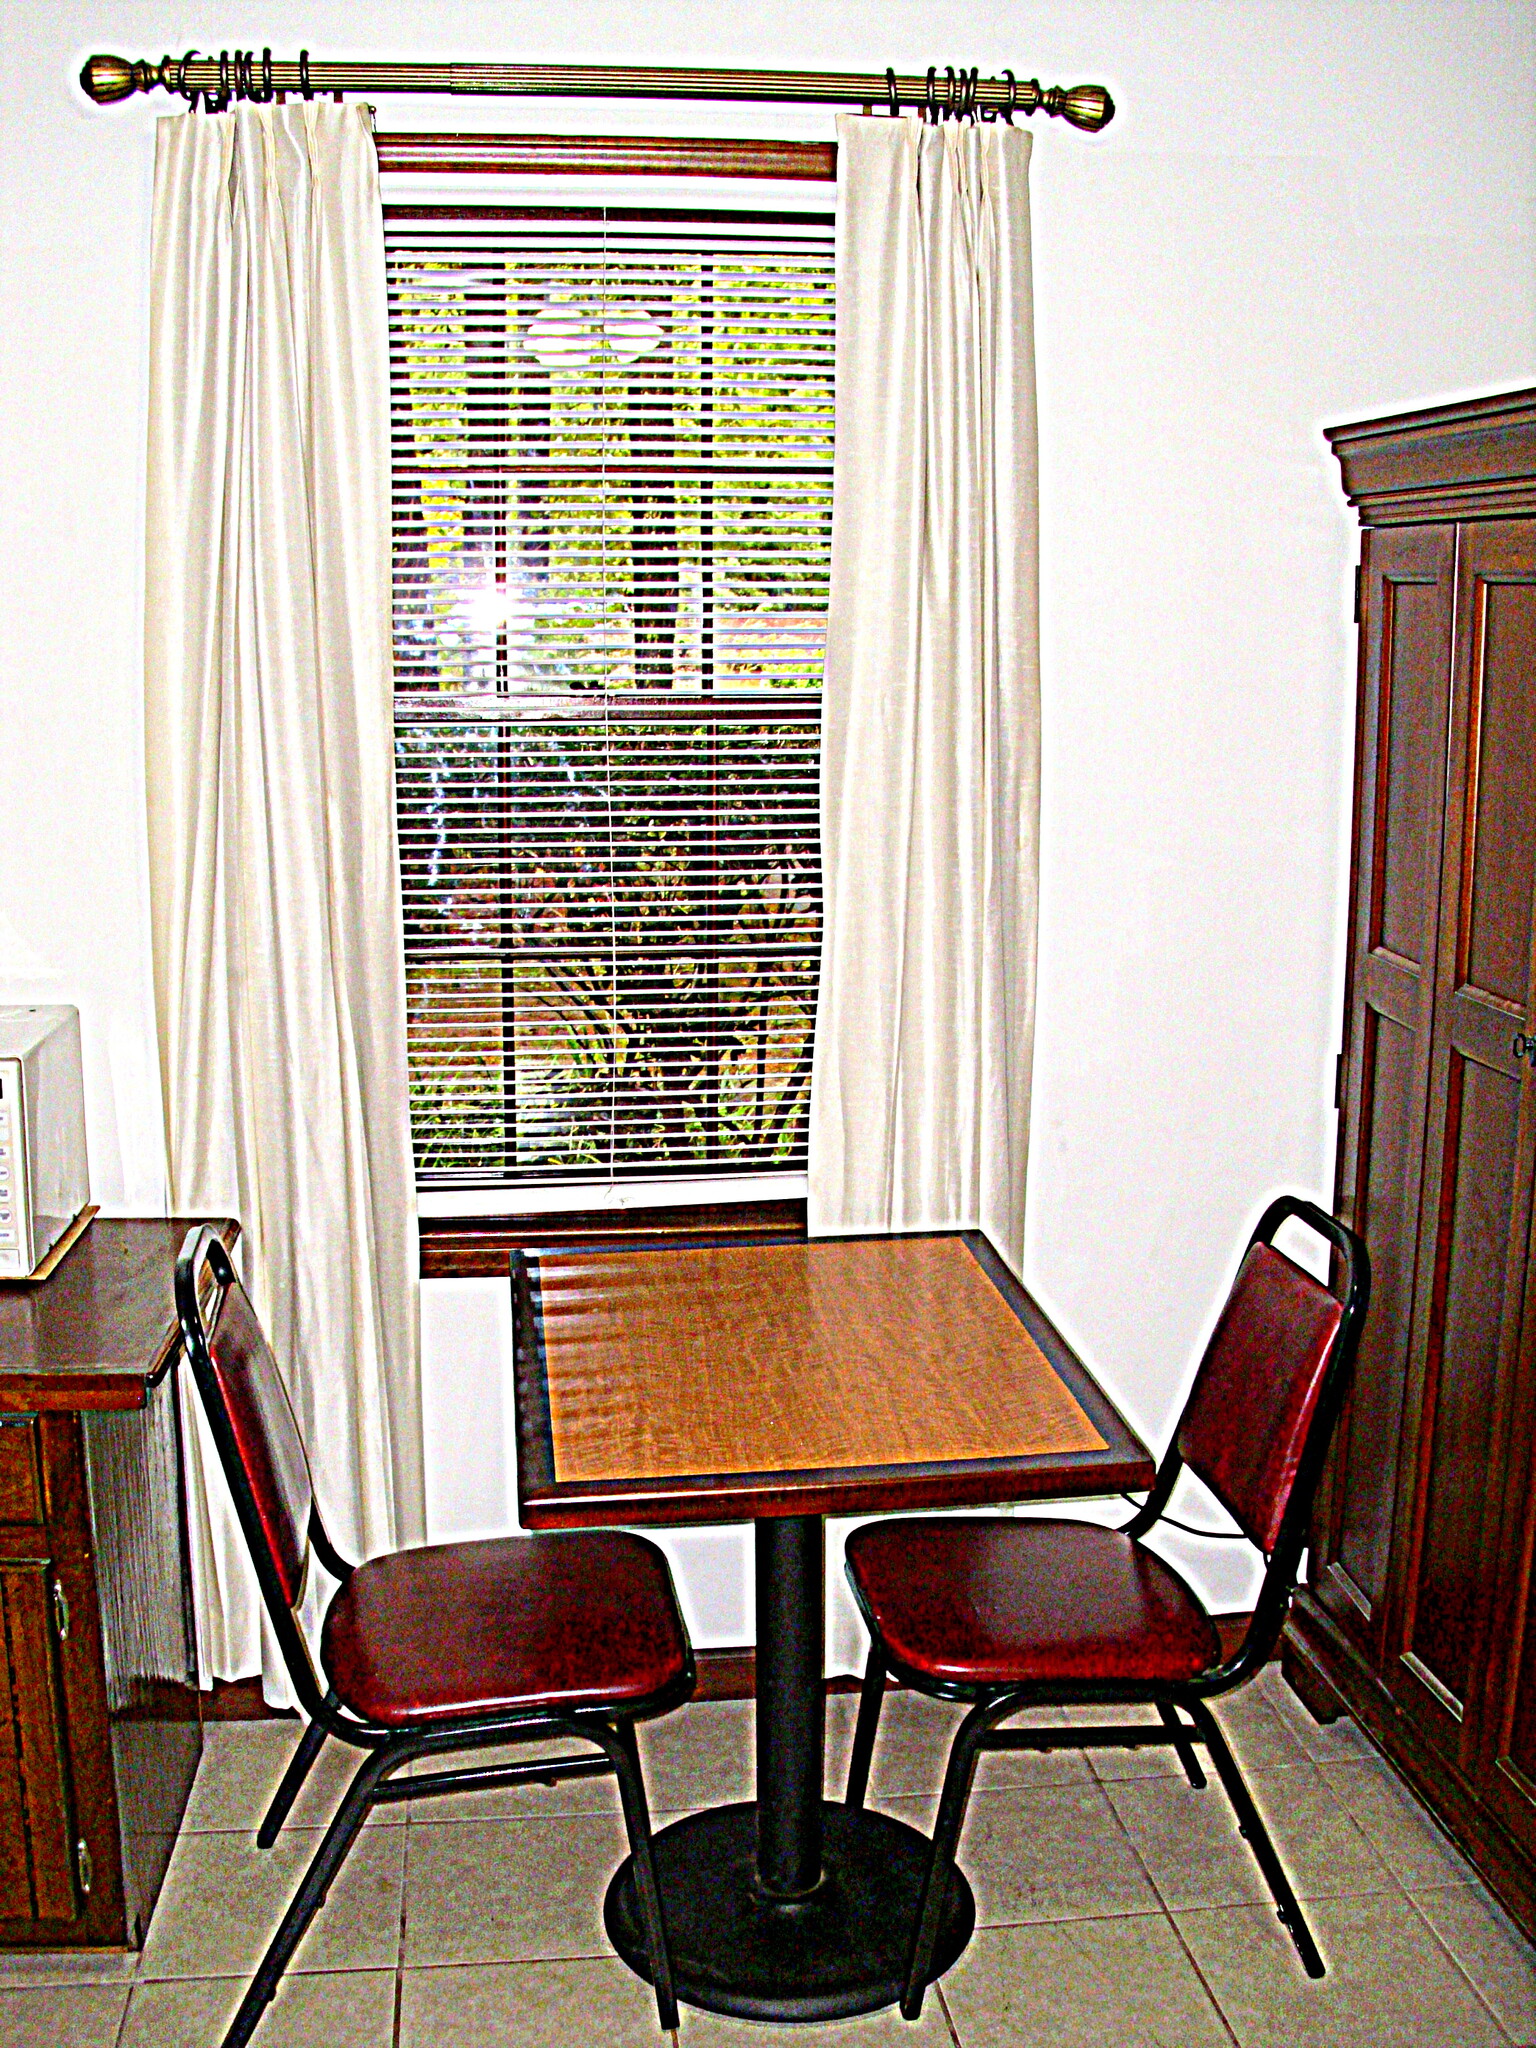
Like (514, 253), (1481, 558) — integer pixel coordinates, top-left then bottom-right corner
(3, 1), (1532, 1657)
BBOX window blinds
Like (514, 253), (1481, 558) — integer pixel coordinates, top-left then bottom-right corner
(386, 208), (832, 1186)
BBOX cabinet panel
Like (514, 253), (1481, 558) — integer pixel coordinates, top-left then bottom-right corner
(1335, 1010), (1421, 1608)
(1393, 523), (1536, 1765)
(1463, 579), (1536, 1003)
(0, 1587), (33, 1921)
(0, 1562), (77, 1925)
(1406, 1054), (1522, 1715)
(1320, 524), (1455, 1650)
(1375, 575), (1457, 961)
(0, 1421), (42, 1528)
(1450, 529), (1536, 1858)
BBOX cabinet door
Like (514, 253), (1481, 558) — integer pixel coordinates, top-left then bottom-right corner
(0, 1559), (80, 1924)
(1390, 521), (1536, 1770)
(1317, 524), (1456, 1663)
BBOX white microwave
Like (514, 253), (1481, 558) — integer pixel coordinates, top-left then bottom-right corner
(0, 1006), (90, 1281)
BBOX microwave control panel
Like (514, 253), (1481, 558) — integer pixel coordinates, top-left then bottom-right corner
(0, 1058), (28, 1277)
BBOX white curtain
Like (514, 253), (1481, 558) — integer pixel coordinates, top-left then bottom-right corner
(809, 115), (1040, 1273)
(143, 103), (423, 1698)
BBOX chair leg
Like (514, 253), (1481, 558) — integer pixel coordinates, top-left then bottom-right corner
(257, 1700), (333, 1848)
(845, 1641), (887, 1811)
(604, 1718), (681, 2037)
(1157, 1700), (1207, 1790)
(1188, 1698), (1324, 1978)
(221, 1741), (397, 2048)
(901, 1697), (994, 2020)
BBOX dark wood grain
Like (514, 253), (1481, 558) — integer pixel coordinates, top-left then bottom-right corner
(0, 1563), (77, 1923)
(0, 1420), (43, 1526)
(1328, 389), (1536, 526)
(1292, 392), (1536, 1946)
(0, 1218), (239, 1411)
(0, 1219), (237, 1950)
(1319, 524), (1455, 1654)
(422, 1198), (806, 1278)
(1389, 523), (1536, 1765)
(0, 1591), (32, 1919)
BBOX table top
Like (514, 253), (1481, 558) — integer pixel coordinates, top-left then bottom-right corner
(0, 1217), (240, 1412)
(513, 1230), (1154, 1526)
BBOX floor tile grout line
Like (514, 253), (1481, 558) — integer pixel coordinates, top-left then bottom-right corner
(1304, 1739), (1430, 1888)
(1098, 1756), (1243, 2047)
(110, 1972), (133, 2048)
(1400, 1880), (1521, 2045)
(934, 1976), (966, 2047)
(392, 1808), (411, 2048)
(1156, 1903), (1245, 2047)
(1109, 1741), (1405, 1919)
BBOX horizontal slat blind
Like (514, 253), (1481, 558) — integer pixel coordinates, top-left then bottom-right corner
(386, 208), (832, 1186)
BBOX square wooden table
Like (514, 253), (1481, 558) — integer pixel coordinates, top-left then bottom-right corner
(511, 1229), (1153, 2024)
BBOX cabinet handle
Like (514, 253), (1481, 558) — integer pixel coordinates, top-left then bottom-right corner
(51, 1579), (70, 1641)
(1515, 1033), (1536, 1070)
(76, 1838), (92, 1896)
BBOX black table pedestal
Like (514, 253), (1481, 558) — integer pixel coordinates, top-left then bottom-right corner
(604, 1800), (975, 2022)
(604, 1513), (976, 2022)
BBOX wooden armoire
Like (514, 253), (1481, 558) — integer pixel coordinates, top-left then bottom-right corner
(1284, 387), (1536, 1933)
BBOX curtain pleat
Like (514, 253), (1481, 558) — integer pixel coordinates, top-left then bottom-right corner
(809, 115), (1040, 1273)
(144, 103), (423, 1699)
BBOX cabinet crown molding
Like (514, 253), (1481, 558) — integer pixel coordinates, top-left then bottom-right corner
(1327, 386), (1536, 527)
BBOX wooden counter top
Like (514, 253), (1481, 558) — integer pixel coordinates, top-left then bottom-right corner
(0, 1218), (240, 1412)
(514, 1229), (1153, 1526)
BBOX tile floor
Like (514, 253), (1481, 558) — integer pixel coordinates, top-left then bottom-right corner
(4, 1665), (1535, 2046)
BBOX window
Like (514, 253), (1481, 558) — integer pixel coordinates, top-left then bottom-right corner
(386, 201), (833, 1192)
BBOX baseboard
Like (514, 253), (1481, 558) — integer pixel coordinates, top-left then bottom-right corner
(203, 1678), (296, 1721)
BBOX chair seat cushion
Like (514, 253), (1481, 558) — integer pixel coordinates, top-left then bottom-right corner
(320, 1530), (690, 1726)
(845, 1517), (1222, 1690)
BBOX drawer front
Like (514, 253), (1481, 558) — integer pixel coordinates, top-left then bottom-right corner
(0, 1419), (42, 1527)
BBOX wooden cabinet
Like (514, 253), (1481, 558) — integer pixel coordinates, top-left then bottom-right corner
(1286, 389), (1536, 1933)
(0, 1219), (237, 1948)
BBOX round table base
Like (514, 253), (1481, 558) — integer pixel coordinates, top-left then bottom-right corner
(604, 1801), (976, 2023)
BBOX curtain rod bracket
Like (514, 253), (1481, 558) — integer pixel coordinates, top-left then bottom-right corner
(78, 52), (1116, 132)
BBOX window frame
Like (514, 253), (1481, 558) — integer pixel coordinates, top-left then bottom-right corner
(379, 132), (836, 1267)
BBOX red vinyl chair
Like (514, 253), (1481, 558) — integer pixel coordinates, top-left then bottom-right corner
(175, 1226), (694, 2047)
(841, 1195), (1369, 2018)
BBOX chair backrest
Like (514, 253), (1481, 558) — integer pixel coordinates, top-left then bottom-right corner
(1175, 1204), (1363, 1557)
(175, 1228), (315, 1611)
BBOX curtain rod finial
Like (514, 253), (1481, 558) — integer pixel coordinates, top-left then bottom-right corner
(1053, 83), (1115, 132)
(80, 54), (145, 103)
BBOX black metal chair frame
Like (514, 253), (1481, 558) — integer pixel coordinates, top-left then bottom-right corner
(841, 1196), (1370, 2019)
(175, 1227), (694, 2048)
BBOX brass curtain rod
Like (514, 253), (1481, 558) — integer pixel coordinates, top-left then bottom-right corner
(80, 52), (1115, 132)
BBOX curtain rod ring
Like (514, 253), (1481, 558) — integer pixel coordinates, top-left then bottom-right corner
(924, 65), (936, 123)
(1003, 67), (1017, 124)
(885, 65), (899, 116)
(208, 49), (231, 114)
(941, 65), (954, 120)
(234, 48), (252, 101)
(966, 66), (980, 119)
(174, 48), (201, 107)
(299, 47), (314, 100)
(262, 47), (275, 101)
